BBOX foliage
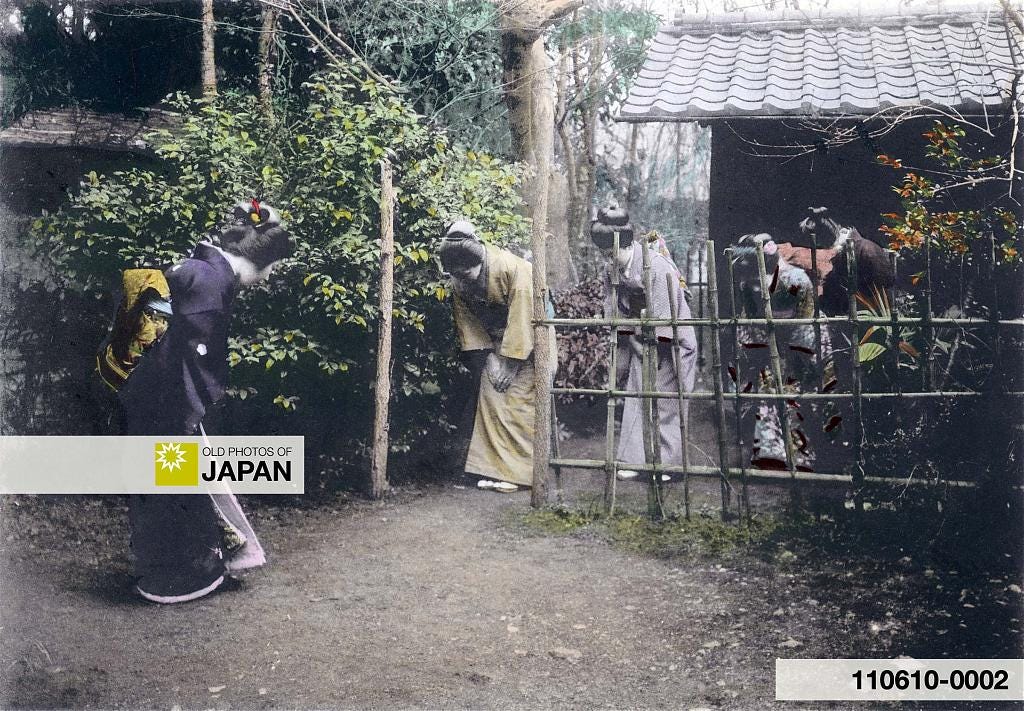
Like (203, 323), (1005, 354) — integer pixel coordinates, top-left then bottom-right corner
(856, 121), (1023, 494)
(877, 122), (1021, 264)
(854, 287), (919, 366)
(2, 1), (508, 153)
(311, 0), (508, 150)
(551, 277), (610, 399)
(0, 2), (203, 124)
(552, 3), (659, 121)
(31, 62), (530, 465)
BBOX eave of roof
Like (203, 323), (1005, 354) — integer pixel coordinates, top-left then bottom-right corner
(0, 108), (176, 151)
(617, 3), (1023, 122)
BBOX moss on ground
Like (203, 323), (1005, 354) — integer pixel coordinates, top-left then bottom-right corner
(515, 504), (785, 559)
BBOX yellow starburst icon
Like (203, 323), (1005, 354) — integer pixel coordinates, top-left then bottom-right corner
(154, 442), (199, 486)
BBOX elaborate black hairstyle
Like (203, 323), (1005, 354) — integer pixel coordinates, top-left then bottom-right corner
(219, 200), (293, 269)
(589, 205), (634, 249)
(438, 220), (486, 272)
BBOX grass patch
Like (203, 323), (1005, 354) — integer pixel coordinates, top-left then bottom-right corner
(603, 511), (782, 558)
(515, 504), (784, 559)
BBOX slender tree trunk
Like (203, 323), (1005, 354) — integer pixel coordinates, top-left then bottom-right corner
(370, 161), (395, 500)
(498, 0), (582, 505)
(257, 4), (279, 117)
(625, 124), (639, 211)
(567, 26), (602, 269)
(201, 0), (217, 96)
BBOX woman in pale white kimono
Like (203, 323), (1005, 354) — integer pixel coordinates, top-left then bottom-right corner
(439, 221), (555, 492)
(591, 209), (698, 478)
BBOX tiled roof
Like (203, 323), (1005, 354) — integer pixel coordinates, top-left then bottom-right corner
(619, 4), (1024, 121)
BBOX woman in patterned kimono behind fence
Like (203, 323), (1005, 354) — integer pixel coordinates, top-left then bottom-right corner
(729, 233), (840, 472)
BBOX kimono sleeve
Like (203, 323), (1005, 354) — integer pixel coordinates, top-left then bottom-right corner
(652, 257), (697, 353)
(452, 292), (493, 352)
(493, 258), (534, 360)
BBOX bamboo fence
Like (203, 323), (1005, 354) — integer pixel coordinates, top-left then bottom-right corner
(541, 236), (1024, 520)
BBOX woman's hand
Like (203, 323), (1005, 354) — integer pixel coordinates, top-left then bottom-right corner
(485, 353), (523, 393)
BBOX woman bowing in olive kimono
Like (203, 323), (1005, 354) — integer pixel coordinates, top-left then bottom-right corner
(439, 221), (556, 493)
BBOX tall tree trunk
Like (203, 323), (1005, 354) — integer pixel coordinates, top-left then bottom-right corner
(201, 0), (217, 96)
(370, 161), (395, 500)
(257, 4), (279, 117)
(498, 0), (582, 506)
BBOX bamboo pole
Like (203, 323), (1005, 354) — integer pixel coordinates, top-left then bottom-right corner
(369, 160), (395, 499)
(809, 232), (824, 387)
(542, 316), (1024, 328)
(989, 233), (1004, 384)
(923, 235), (936, 390)
(603, 229), (622, 513)
(706, 241), (732, 518)
(551, 397), (564, 504)
(697, 245), (706, 367)
(667, 272), (692, 519)
(888, 251), (902, 397)
(846, 240), (865, 512)
(755, 241), (801, 507)
(547, 458), (980, 488)
(725, 248), (750, 520)
(640, 242), (665, 520)
(548, 387), (1020, 401)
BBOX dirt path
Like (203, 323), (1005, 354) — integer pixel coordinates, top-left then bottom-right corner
(0, 488), (797, 710)
(0, 484), (1013, 711)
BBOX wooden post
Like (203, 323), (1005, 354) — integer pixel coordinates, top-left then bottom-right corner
(530, 174), (553, 510)
(725, 248), (750, 520)
(603, 229), (622, 513)
(706, 241), (732, 518)
(846, 240), (865, 513)
(369, 160), (395, 499)
(640, 242), (665, 520)
(667, 272), (692, 520)
(755, 241), (801, 507)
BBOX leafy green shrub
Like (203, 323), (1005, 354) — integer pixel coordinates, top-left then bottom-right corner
(552, 276), (609, 401)
(31, 63), (530, 474)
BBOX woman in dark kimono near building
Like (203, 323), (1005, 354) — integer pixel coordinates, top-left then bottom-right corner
(730, 233), (838, 471)
(118, 201), (292, 604)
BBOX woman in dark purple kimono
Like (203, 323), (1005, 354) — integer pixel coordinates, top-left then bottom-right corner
(119, 200), (292, 604)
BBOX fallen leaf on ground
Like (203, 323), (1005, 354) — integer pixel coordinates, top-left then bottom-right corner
(549, 647), (582, 662)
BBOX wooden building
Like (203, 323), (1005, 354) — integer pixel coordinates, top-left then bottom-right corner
(618, 3), (1023, 248)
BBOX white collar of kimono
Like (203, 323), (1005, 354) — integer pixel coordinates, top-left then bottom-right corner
(204, 242), (276, 286)
(618, 241), (637, 276)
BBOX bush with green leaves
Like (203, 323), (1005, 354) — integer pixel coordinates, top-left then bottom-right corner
(32, 63), (530, 468)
